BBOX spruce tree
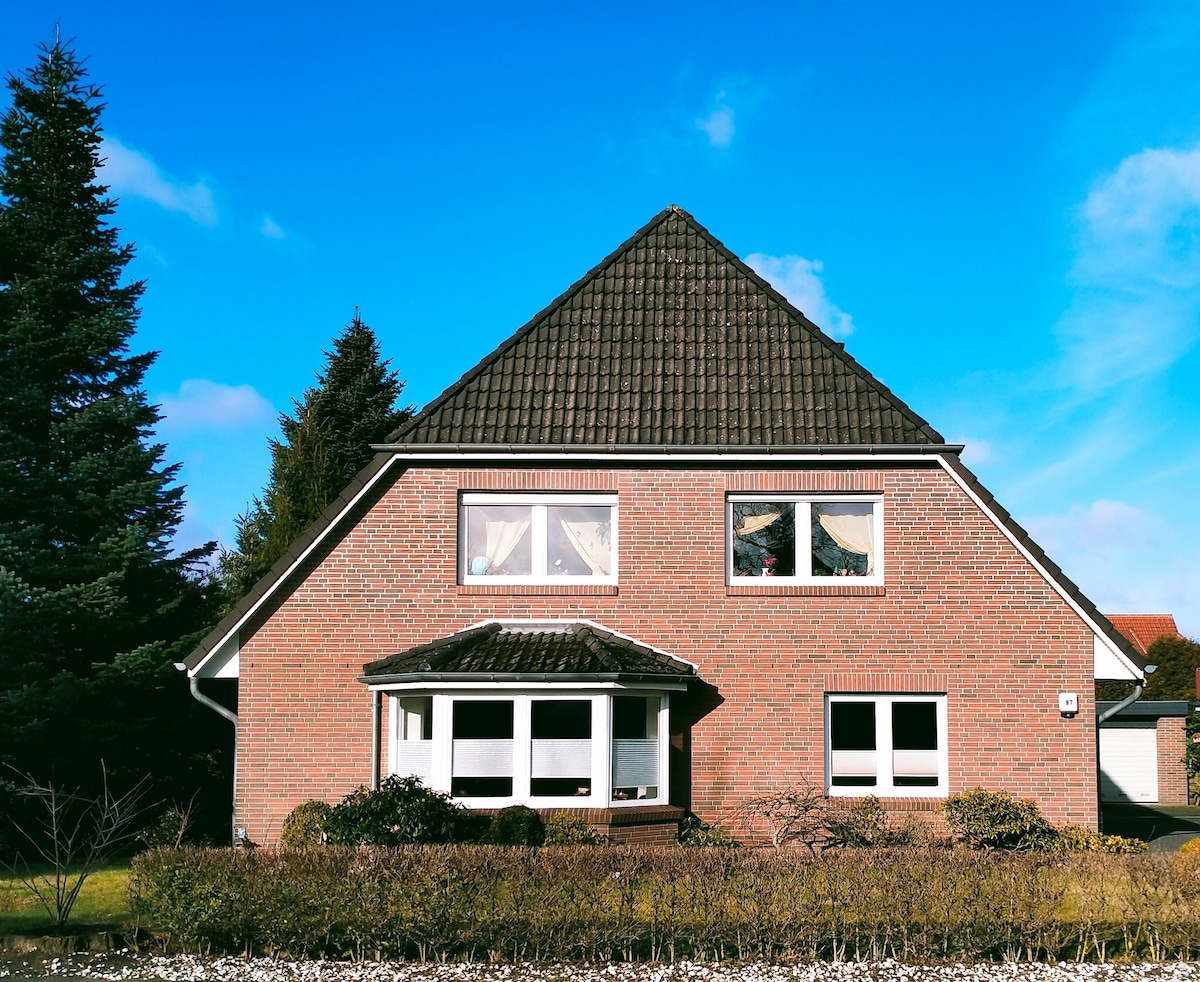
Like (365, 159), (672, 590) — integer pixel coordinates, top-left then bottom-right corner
(224, 312), (413, 596)
(0, 40), (226, 811)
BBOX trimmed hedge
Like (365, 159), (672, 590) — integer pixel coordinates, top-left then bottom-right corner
(130, 845), (1200, 962)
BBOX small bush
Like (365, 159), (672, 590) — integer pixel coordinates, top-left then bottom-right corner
(544, 813), (600, 845)
(1178, 836), (1200, 857)
(1055, 824), (1146, 854)
(324, 776), (465, 846)
(676, 814), (739, 847)
(279, 800), (332, 848)
(942, 787), (1057, 851)
(487, 804), (545, 846)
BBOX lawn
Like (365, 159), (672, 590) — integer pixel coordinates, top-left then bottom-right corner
(0, 864), (132, 934)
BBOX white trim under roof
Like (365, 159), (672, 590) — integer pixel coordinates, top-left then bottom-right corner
(935, 457), (1144, 682)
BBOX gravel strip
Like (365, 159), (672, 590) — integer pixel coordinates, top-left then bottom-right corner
(5, 956), (1200, 982)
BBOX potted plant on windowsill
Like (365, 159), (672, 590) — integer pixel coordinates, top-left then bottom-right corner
(762, 556), (778, 577)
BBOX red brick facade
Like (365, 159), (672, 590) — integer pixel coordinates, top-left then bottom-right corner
(231, 458), (1102, 845)
(1156, 716), (1189, 806)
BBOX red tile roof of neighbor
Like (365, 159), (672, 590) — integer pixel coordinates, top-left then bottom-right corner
(1106, 614), (1182, 656)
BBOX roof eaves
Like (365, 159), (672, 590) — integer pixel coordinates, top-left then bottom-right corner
(357, 671), (691, 686)
(182, 452), (401, 675)
(938, 453), (1148, 675)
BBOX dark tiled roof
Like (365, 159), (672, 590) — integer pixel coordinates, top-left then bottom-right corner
(386, 206), (944, 448)
(361, 622), (695, 681)
(1106, 614), (1182, 656)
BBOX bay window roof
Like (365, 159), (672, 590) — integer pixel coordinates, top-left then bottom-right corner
(359, 621), (696, 685)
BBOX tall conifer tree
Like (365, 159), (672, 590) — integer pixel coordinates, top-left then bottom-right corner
(0, 40), (225, 806)
(223, 312), (413, 597)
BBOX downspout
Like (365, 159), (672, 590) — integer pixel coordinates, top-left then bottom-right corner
(181, 672), (239, 844)
(1097, 662), (1156, 724)
(371, 689), (382, 791)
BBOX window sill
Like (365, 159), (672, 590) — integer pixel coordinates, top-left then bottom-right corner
(727, 583), (885, 597)
(459, 583), (619, 596)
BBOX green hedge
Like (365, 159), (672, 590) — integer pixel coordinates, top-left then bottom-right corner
(130, 846), (1200, 962)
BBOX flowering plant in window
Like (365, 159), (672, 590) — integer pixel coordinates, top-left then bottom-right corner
(763, 556), (778, 576)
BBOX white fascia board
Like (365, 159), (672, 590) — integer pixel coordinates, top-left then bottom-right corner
(185, 455), (403, 679)
(936, 457), (1145, 682)
(384, 450), (944, 465)
(194, 634), (240, 680)
(364, 680), (690, 693)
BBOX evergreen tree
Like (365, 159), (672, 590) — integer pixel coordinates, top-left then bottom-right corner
(224, 312), (413, 596)
(1141, 634), (1200, 702)
(0, 40), (228, 820)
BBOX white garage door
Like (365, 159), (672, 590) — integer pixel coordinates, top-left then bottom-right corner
(1099, 722), (1158, 802)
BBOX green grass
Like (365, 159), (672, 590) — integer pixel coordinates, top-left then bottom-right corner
(0, 864), (131, 934)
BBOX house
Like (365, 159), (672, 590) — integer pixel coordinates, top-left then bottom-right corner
(1099, 614), (1188, 805)
(180, 205), (1148, 845)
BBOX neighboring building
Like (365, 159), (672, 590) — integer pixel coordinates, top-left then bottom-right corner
(1099, 614), (1189, 805)
(181, 206), (1147, 844)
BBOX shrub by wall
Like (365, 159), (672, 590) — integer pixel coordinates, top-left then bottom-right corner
(130, 845), (1200, 962)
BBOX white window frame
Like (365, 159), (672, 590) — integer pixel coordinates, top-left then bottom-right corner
(460, 493), (618, 585)
(387, 687), (668, 809)
(727, 494), (883, 585)
(824, 694), (948, 797)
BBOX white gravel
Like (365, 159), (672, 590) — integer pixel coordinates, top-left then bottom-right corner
(5, 956), (1200, 982)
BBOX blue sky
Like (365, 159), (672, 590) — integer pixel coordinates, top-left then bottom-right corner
(4, 1), (1199, 636)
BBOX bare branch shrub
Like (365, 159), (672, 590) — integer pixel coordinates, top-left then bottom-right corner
(733, 782), (828, 851)
(3, 763), (156, 927)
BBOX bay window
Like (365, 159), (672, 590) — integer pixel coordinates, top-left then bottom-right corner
(389, 689), (668, 808)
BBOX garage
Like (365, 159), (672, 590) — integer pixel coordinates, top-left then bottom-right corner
(1099, 722), (1158, 802)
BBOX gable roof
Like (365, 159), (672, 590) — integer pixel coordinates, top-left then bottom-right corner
(360, 620), (696, 684)
(384, 205), (945, 448)
(1106, 614), (1182, 656)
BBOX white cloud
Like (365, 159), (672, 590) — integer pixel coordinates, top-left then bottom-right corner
(156, 379), (275, 433)
(745, 253), (855, 338)
(1024, 500), (1200, 637)
(258, 215), (286, 240)
(99, 136), (218, 226)
(696, 105), (735, 148)
(1056, 142), (1200, 392)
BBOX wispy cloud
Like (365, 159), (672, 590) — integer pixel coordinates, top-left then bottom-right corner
(1055, 142), (1200, 393)
(1025, 500), (1200, 635)
(258, 215), (286, 240)
(746, 253), (855, 338)
(99, 135), (218, 226)
(155, 379), (275, 433)
(696, 101), (735, 148)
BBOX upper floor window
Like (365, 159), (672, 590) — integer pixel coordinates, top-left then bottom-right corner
(460, 493), (617, 584)
(728, 495), (883, 584)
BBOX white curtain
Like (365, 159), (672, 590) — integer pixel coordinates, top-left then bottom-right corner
(817, 505), (875, 574)
(483, 520), (530, 572)
(735, 509), (782, 536)
(560, 520), (611, 575)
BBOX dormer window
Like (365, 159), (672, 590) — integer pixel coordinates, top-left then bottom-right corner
(728, 495), (883, 584)
(460, 494), (617, 584)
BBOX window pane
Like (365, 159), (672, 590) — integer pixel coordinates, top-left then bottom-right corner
(464, 505), (532, 575)
(532, 700), (591, 739)
(732, 502), (796, 576)
(830, 701), (875, 751)
(892, 701), (937, 751)
(546, 505), (612, 576)
(613, 695), (656, 739)
(452, 777), (512, 797)
(452, 700), (513, 739)
(811, 502), (874, 577)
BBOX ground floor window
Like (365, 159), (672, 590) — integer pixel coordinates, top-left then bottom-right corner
(388, 689), (669, 808)
(825, 694), (947, 796)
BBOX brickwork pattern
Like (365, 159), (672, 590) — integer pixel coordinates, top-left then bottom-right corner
(234, 462), (1099, 844)
(1156, 716), (1189, 805)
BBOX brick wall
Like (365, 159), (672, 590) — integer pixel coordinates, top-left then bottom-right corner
(1156, 716), (1189, 805)
(233, 460), (1099, 844)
